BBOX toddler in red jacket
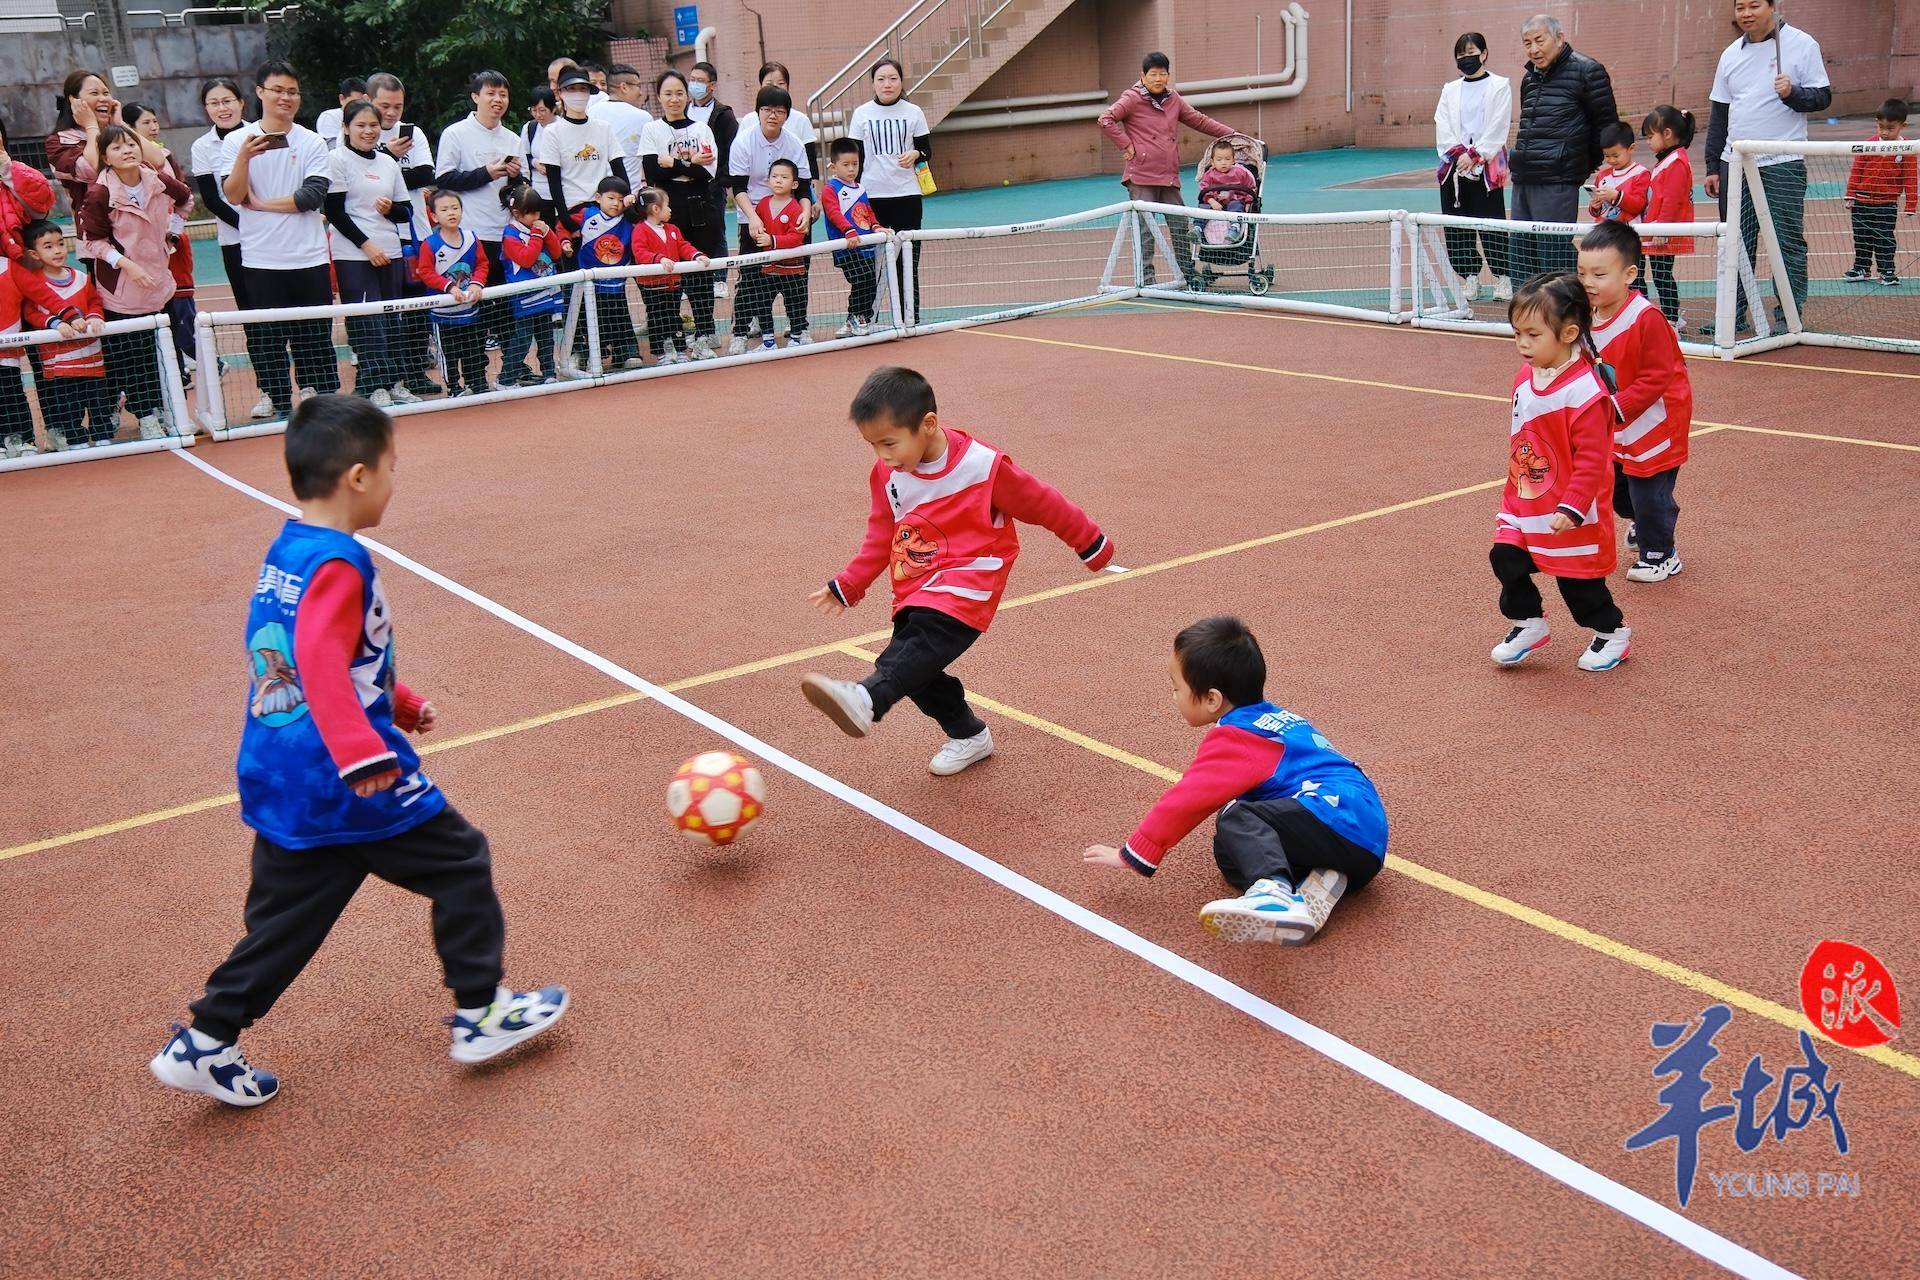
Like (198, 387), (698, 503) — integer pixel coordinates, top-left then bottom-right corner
(801, 366), (1116, 776)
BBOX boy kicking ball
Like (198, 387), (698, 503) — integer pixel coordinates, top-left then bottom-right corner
(802, 366), (1115, 775)
(1084, 617), (1387, 944)
(150, 395), (566, 1107)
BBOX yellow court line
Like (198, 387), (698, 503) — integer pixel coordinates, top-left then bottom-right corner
(837, 642), (1920, 1083)
(965, 326), (1920, 452)
(1129, 298), (1920, 379)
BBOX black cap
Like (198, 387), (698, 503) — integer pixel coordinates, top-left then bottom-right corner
(557, 67), (594, 92)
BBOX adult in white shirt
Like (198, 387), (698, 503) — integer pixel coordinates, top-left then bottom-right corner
(639, 69), (722, 352)
(522, 86), (559, 214)
(758, 61), (820, 178)
(846, 58), (931, 320)
(368, 71), (441, 395)
(538, 66), (630, 227)
(1703, 0), (1830, 328)
(1434, 31), (1513, 301)
(191, 75), (252, 311)
(588, 62), (654, 175)
(218, 58), (339, 416)
(314, 76), (368, 150)
(324, 101), (412, 404)
(726, 85), (813, 352)
(436, 69), (525, 351)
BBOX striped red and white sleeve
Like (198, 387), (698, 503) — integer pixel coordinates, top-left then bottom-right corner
(830, 464), (896, 608)
(1615, 308), (1683, 425)
(991, 457), (1115, 571)
(292, 559), (398, 786)
(1119, 725), (1285, 875)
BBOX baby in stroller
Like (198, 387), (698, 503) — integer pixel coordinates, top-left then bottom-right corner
(1199, 139), (1258, 246)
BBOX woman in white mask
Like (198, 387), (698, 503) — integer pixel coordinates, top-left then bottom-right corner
(686, 60), (738, 228)
(536, 66), (628, 233)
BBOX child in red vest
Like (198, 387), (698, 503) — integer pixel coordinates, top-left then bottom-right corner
(752, 158), (810, 350)
(1490, 273), (1630, 672)
(1843, 100), (1916, 287)
(1587, 122), (1650, 225)
(629, 187), (708, 364)
(801, 367), (1116, 775)
(1579, 221), (1693, 583)
(20, 219), (113, 449)
(1638, 106), (1696, 329)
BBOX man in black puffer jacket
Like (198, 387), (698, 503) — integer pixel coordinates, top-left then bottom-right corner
(1509, 15), (1617, 280)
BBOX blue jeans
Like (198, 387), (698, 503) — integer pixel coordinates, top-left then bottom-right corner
(1612, 464), (1681, 560)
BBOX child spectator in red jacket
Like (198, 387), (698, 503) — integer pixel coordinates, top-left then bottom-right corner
(751, 158), (811, 350)
(629, 187), (708, 364)
(19, 219), (112, 449)
(1844, 99), (1916, 287)
(1638, 107), (1696, 328)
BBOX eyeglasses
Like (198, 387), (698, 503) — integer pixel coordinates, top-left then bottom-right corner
(260, 85), (300, 98)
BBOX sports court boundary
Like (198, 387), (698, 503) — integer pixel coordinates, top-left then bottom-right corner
(161, 444), (1798, 1280)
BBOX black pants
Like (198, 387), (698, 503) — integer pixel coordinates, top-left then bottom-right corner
(591, 289), (638, 364)
(1438, 173), (1509, 282)
(189, 807), (507, 1043)
(861, 606), (987, 740)
(247, 264), (340, 411)
(1645, 254), (1680, 323)
(1490, 543), (1623, 632)
(639, 283), (686, 355)
(334, 258), (405, 395)
(40, 375), (116, 444)
(394, 268), (435, 383)
(1612, 464), (1681, 561)
(839, 250), (880, 322)
(102, 309), (163, 419)
(869, 194), (923, 323)
(1850, 202), (1899, 276)
(1508, 181), (1581, 281)
(1717, 159), (1809, 326)
(220, 242), (255, 310)
(435, 320), (488, 392)
(762, 270), (809, 334)
(673, 212), (721, 340)
(1213, 797), (1383, 894)
(167, 295), (198, 370)
(478, 239), (511, 347)
(0, 365), (31, 442)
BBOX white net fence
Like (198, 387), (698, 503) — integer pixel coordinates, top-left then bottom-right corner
(0, 314), (193, 467)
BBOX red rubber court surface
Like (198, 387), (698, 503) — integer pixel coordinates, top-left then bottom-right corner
(2, 304), (1917, 1278)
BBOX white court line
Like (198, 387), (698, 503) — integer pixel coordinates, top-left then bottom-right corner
(169, 446), (1797, 1280)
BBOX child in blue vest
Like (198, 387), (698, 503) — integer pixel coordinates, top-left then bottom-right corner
(416, 189), (491, 396)
(1083, 616), (1388, 944)
(576, 175), (643, 369)
(499, 182), (569, 385)
(149, 395), (567, 1108)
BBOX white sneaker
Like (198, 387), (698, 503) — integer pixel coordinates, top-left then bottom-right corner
(760, 336), (776, 352)
(800, 674), (874, 737)
(1493, 276), (1514, 301)
(621, 355), (647, 370)
(297, 386), (317, 405)
(1199, 878), (1320, 945)
(693, 338), (720, 360)
(851, 317), (871, 336)
(1296, 868), (1349, 931)
(726, 336), (748, 356)
(249, 394), (274, 420)
(182, 354), (197, 374)
(3, 432), (34, 458)
(1491, 618), (1551, 665)
(447, 984), (570, 1064)
(788, 331), (813, 346)
(1671, 317), (1688, 336)
(149, 1025), (279, 1107)
(368, 389), (393, 408)
(1627, 556), (1682, 583)
(1462, 278), (1482, 302)
(834, 320), (853, 338)
(47, 428), (70, 451)
(388, 382), (421, 405)
(136, 413), (165, 440)
(1578, 626), (1632, 672)
(929, 727), (994, 776)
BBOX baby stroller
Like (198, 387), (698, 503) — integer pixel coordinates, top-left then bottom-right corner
(1191, 133), (1276, 295)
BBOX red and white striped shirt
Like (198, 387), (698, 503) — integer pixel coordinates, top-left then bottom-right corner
(1495, 361), (1617, 579)
(1592, 161), (1651, 224)
(23, 266), (105, 378)
(830, 428), (1114, 631)
(0, 258), (60, 371)
(1593, 292), (1691, 476)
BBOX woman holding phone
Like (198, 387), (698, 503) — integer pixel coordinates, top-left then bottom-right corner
(639, 69), (722, 358)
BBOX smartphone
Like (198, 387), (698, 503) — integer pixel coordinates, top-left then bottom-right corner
(259, 131), (290, 151)
(400, 124), (415, 141)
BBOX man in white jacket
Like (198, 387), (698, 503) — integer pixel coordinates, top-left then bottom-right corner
(1434, 31), (1513, 301)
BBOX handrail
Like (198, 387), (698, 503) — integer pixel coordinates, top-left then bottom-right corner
(809, 0), (943, 122)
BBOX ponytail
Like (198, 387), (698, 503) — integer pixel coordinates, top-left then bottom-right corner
(1640, 104), (1696, 150)
(1510, 272), (1625, 422)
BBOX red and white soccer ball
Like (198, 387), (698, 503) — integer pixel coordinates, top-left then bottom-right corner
(666, 751), (766, 845)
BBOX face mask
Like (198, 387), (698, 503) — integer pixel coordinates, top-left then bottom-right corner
(690, 82), (710, 102)
(562, 92), (590, 113)
(1457, 55), (1483, 75)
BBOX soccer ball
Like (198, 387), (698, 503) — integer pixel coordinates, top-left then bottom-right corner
(666, 751), (766, 845)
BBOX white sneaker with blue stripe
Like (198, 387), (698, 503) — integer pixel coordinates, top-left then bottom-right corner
(149, 1025), (280, 1107)
(448, 984), (570, 1064)
(1200, 878), (1322, 945)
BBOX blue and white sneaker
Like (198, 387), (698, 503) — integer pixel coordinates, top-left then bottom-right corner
(447, 985), (570, 1064)
(148, 1024), (279, 1107)
(1199, 878), (1321, 945)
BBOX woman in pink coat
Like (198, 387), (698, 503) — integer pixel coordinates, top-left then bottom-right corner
(76, 124), (191, 438)
(1098, 51), (1233, 287)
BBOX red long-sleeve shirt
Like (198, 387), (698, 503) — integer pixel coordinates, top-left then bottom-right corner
(1126, 724), (1284, 868)
(1591, 162), (1650, 223)
(1494, 361), (1618, 579)
(1593, 293), (1691, 476)
(629, 218), (700, 288)
(1845, 142), (1918, 211)
(831, 428), (1114, 631)
(756, 194), (808, 275)
(0, 161), (56, 262)
(293, 560), (424, 783)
